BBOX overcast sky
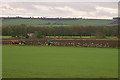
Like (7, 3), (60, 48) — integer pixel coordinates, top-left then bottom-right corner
(0, 2), (118, 19)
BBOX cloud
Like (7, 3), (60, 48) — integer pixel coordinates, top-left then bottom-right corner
(33, 5), (52, 11)
(0, 2), (118, 19)
(33, 5), (87, 17)
(54, 6), (87, 16)
(1, 3), (26, 14)
(0, 3), (11, 8)
(2, 8), (26, 13)
(1, 0), (119, 2)
(96, 6), (117, 14)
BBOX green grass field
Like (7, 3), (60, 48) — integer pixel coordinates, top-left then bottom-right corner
(2, 19), (116, 27)
(0, 36), (12, 38)
(3, 45), (118, 78)
(46, 36), (118, 39)
(0, 36), (118, 40)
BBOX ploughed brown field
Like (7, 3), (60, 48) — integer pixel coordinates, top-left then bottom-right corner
(2, 38), (119, 48)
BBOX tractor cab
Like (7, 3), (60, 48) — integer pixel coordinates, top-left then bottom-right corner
(47, 40), (54, 46)
(19, 40), (26, 45)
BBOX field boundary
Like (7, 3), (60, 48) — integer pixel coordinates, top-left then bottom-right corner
(2, 38), (119, 48)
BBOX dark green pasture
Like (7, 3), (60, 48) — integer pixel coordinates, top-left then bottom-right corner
(2, 45), (118, 78)
(2, 19), (115, 27)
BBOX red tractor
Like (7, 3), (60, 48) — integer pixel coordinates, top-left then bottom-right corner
(11, 40), (19, 44)
(11, 40), (26, 45)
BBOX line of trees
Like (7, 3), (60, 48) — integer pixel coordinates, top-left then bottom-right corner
(2, 24), (118, 38)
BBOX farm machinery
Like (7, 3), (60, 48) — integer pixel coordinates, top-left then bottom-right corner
(11, 40), (26, 45)
(47, 40), (54, 46)
(10, 40), (54, 46)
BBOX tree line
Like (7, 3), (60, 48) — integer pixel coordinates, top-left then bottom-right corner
(2, 24), (118, 38)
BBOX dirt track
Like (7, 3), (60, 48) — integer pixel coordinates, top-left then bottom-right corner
(2, 38), (119, 48)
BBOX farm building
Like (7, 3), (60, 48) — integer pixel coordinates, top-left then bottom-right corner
(27, 33), (35, 38)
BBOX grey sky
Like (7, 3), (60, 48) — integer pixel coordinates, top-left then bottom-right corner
(1, 0), (119, 2)
(1, 2), (118, 19)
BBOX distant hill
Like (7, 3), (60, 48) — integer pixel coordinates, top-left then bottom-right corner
(1, 17), (118, 27)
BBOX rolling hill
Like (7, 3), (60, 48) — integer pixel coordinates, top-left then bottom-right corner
(1, 17), (118, 27)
